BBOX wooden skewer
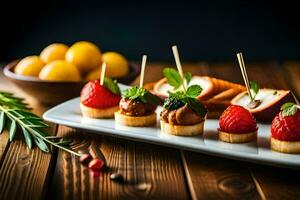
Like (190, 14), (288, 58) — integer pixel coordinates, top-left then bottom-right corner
(100, 62), (107, 85)
(139, 55), (147, 88)
(236, 52), (253, 101)
(172, 45), (186, 92)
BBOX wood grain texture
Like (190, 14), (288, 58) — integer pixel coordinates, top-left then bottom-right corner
(182, 152), (260, 200)
(0, 71), (57, 200)
(0, 131), (10, 165)
(246, 62), (300, 200)
(284, 61), (300, 98)
(50, 126), (189, 200)
(180, 62), (262, 200)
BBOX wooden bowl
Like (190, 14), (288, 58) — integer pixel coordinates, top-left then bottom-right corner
(3, 60), (140, 105)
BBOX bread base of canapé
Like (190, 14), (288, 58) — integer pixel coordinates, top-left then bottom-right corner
(80, 103), (119, 118)
(114, 111), (156, 127)
(218, 130), (257, 143)
(271, 137), (300, 154)
(160, 120), (204, 136)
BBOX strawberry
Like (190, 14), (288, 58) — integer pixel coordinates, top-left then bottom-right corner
(88, 158), (105, 171)
(80, 80), (121, 109)
(219, 105), (257, 134)
(271, 110), (300, 141)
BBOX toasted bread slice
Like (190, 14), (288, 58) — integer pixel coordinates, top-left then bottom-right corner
(218, 130), (257, 143)
(271, 137), (300, 154)
(80, 103), (119, 118)
(114, 111), (156, 127)
(160, 120), (204, 136)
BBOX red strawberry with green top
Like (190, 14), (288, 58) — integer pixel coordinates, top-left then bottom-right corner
(271, 102), (300, 141)
(219, 105), (257, 134)
(80, 80), (121, 109)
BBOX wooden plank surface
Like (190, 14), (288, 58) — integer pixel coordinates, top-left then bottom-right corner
(0, 71), (56, 200)
(50, 126), (189, 200)
(180, 62), (261, 200)
(284, 61), (300, 99)
(1, 62), (300, 200)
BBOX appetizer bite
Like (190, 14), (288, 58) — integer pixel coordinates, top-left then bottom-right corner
(271, 102), (300, 153)
(153, 74), (245, 119)
(232, 53), (295, 122)
(218, 105), (258, 143)
(231, 89), (295, 123)
(160, 46), (207, 136)
(80, 63), (121, 118)
(115, 55), (162, 126)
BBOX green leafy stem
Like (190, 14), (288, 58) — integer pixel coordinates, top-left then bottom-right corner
(0, 92), (81, 156)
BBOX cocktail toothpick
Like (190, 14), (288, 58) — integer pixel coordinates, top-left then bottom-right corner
(236, 52), (253, 101)
(172, 45), (186, 92)
(139, 55), (147, 88)
(100, 62), (107, 85)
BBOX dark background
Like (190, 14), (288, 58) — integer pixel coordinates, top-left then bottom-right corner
(1, 0), (300, 62)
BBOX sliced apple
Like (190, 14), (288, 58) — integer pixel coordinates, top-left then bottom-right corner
(231, 89), (295, 123)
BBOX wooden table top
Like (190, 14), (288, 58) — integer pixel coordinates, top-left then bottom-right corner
(0, 61), (300, 200)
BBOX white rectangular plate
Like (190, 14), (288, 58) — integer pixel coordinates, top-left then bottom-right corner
(43, 85), (300, 169)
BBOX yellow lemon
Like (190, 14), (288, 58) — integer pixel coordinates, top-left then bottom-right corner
(39, 60), (81, 81)
(85, 68), (101, 81)
(40, 43), (69, 63)
(102, 52), (129, 78)
(65, 41), (102, 74)
(14, 56), (45, 77)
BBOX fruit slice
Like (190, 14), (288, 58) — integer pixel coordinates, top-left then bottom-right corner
(231, 89), (295, 123)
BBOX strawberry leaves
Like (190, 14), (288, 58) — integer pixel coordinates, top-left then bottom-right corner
(103, 77), (121, 95)
(281, 102), (300, 117)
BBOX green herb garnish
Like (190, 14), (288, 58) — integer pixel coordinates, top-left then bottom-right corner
(163, 85), (207, 117)
(163, 68), (192, 89)
(123, 86), (162, 105)
(0, 92), (81, 156)
(104, 77), (121, 95)
(280, 102), (300, 117)
(249, 80), (260, 100)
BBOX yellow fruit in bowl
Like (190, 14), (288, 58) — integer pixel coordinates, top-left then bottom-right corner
(102, 52), (129, 78)
(65, 41), (102, 74)
(40, 43), (69, 63)
(39, 60), (81, 81)
(14, 56), (45, 77)
(85, 68), (101, 81)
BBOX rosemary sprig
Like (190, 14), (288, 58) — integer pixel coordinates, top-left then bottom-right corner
(0, 92), (81, 156)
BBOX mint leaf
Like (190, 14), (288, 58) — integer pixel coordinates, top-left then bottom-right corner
(185, 97), (207, 118)
(186, 85), (202, 98)
(163, 68), (182, 89)
(163, 93), (185, 110)
(185, 72), (192, 85)
(250, 81), (260, 99)
(122, 86), (162, 106)
(104, 77), (121, 95)
(164, 90), (207, 117)
(281, 102), (299, 117)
